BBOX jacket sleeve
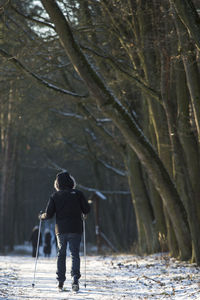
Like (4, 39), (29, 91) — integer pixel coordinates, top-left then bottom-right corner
(42, 196), (56, 219)
(79, 191), (90, 214)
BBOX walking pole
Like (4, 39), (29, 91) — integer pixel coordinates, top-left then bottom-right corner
(32, 211), (42, 288)
(83, 216), (87, 288)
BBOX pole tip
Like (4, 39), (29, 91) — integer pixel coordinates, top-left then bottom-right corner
(32, 283), (35, 288)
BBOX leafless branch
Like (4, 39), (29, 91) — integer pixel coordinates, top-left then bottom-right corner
(50, 108), (84, 120)
(78, 184), (130, 195)
(45, 160), (130, 195)
(97, 158), (126, 176)
(0, 48), (88, 98)
(11, 4), (55, 30)
(81, 44), (162, 103)
(0, 0), (10, 13)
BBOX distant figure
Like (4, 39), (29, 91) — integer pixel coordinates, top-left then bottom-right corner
(43, 229), (52, 257)
(30, 225), (42, 257)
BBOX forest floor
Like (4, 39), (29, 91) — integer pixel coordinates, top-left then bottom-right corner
(0, 249), (200, 300)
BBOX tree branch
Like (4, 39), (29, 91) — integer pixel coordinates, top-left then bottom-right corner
(97, 158), (126, 177)
(0, 0), (10, 13)
(50, 108), (85, 119)
(78, 103), (126, 153)
(78, 184), (130, 195)
(46, 159), (130, 195)
(0, 48), (88, 98)
(171, 0), (200, 50)
(81, 44), (162, 104)
(11, 4), (55, 30)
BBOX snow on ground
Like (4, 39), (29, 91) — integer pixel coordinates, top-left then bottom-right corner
(0, 251), (200, 300)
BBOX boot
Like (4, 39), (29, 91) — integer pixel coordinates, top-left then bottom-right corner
(72, 276), (79, 292)
(58, 281), (64, 291)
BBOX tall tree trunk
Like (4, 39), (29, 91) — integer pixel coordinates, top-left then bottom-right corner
(174, 15), (200, 141)
(135, 0), (169, 247)
(125, 148), (160, 254)
(0, 83), (13, 252)
(5, 132), (18, 251)
(164, 208), (179, 257)
(175, 58), (200, 223)
(41, 0), (192, 261)
(161, 43), (200, 264)
(171, 11), (200, 264)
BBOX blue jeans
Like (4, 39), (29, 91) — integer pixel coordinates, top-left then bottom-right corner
(56, 233), (82, 283)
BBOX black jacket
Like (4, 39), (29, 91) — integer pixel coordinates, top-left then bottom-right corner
(43, 188), (90, 234)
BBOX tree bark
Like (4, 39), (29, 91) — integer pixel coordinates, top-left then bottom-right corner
(125, 148), (160, 254)
(135, 0), (168, 245)
(175, 17), (200, 140)
(175, 58), (200, 222)
(0, 83), (14, 252)
(161, 49), (200, 264)
(171, 0), (200, 50)
(164, 208), (179, 257)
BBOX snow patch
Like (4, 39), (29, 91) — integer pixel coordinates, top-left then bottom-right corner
(0, 253), (200, 299)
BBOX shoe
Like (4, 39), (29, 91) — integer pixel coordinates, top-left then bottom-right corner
(72, 276), (79, 292)
(58, 282), (64, 291)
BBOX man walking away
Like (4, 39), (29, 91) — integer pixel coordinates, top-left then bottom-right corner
(39, 171), (90, 292)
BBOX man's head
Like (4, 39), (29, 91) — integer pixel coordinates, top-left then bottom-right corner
(54, 171), (76, 190)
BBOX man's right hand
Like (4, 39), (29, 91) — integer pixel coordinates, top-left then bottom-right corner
(38, 212), (47, 220)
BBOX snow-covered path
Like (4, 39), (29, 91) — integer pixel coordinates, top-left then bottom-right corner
(0, 253), (200, 299)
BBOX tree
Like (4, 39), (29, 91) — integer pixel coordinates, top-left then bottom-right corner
(1, 0), (200, 263)
(40, 0), (192, 261)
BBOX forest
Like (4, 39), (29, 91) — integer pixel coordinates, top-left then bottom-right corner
(0, 0), (200, 265)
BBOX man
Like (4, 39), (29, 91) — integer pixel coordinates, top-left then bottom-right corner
(40, 171), (90, 292)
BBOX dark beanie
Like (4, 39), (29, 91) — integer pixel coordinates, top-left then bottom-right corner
(56, 172), (74, 189)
